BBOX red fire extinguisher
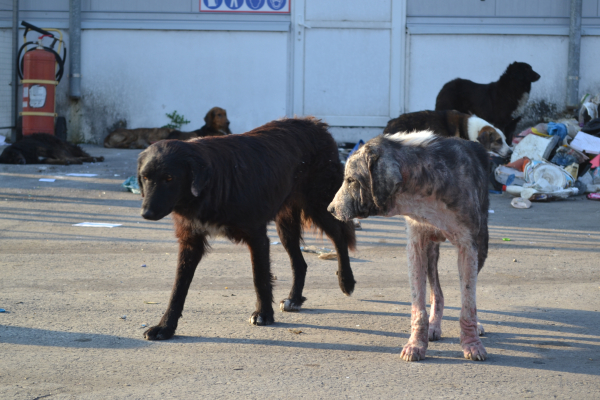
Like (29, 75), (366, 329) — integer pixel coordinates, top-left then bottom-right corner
(17, 21), (67, 137)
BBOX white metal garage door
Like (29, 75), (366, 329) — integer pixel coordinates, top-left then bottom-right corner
(291, 0), (406, 128)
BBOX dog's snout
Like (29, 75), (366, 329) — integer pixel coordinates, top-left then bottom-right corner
(327, 204), (335, 215)
(141, 208), (157, 220)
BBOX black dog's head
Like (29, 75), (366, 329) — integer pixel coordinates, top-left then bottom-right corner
(137, 140), (212, 221)
(328, 139), (402, 221)
(506, 61), (541, 83)
(0, 146), (26, 164)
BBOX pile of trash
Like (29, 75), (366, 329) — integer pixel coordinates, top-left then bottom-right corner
(493, 95), (600, 206)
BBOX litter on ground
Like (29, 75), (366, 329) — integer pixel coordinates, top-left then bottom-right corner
(122, 176), (141, 194)
(66, 173), (98, 177)
(72, 222), (123, 228)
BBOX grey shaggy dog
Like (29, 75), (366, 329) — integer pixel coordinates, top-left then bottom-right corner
(328, 130), (489, 362)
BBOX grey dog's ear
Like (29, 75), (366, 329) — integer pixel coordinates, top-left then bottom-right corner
(366, 146), (402, 210)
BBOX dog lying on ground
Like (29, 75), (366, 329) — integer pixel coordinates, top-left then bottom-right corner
(103, 127), (173, 149)
(435, 61), (541, 143)
(0, 133), (104, 165)
(137, 117), (356, 340)
(167, 107), (232, 140)
(384, 110), (511, 157)
(328, 130), (489, 362)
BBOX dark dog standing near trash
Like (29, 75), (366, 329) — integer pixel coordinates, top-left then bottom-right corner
(0, 133), (104, 164)
(137, 117), (356, 340)
(435, 61), (541, 142)
(328, 131), (489, 361)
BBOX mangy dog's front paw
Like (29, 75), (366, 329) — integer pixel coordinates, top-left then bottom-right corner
(461, 337), (487, 361)
(428, 324), (442, 341)
(143, 325), (176, 340)
(401, 342), (427, 362)
(249, 311), (274, 326)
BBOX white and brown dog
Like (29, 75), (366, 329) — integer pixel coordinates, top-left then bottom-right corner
(384, 110), (512, 157)
(328, 130), (489, 362)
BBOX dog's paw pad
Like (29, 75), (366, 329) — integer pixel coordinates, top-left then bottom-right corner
(400, 343), (427, 362)
(143, 325), (175, 341)
(249, 311), (274, 326)
(280, 299), (301, 312)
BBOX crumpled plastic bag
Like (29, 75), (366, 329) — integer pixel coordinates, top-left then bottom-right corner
(122, 176), (141, 194)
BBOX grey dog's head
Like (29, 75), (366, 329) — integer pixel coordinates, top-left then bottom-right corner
(328, 138), (403, 222)
(137, 140), (211, 220)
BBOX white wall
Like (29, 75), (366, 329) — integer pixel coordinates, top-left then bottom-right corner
(406, 34), (570, 113)
(580, 36), (600, 97)
(0, 28), (12, 139)
(76, 29), (288, 142)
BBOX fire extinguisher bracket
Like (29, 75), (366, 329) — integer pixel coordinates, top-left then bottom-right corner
(21, 79), (59, 85)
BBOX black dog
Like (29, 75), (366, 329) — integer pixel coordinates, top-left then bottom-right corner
(435, 61), (541, 142)
(0, 133), (104, 165)
(137, 117), (356, 340)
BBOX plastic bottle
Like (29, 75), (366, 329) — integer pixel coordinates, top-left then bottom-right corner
(504, 185), (524, 197)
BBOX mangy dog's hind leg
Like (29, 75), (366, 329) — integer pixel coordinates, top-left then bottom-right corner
(246, 225), (275, 326)
(401, 223), (430, 362)
(144, 232), (208, 340)
(457, 243), (487, 361)
(426, 242), (444, 341)
(276, 207), (308, 312)
(310, 208), (356, 296)
(476, 228), (489, 336)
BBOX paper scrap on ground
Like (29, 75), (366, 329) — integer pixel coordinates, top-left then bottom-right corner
(39, 178), (56, 182)
(73, 222), (122, 228)
(66, 173), (98, 177)
(570, 132), (600, 154)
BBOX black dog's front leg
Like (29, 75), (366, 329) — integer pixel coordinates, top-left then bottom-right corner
(144, 233), (208, 340)
(245, 226), (275, 326)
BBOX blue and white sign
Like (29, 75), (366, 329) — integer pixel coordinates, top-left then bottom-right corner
(200, 0), (289, 13)
(267, 0), (286, 11)
(203, 0), (223, 9)
(246, 0), (266, 10)
(224, 0), (244, 10)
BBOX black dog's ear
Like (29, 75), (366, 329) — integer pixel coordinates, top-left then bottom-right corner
(137, 174), (145, 197)
(366, 146), (402, 210)
(136, 152), (148, 197)
(189, 160), (212, 197)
